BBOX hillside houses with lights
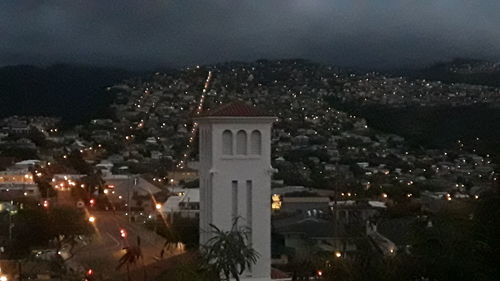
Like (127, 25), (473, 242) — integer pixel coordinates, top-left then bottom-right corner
(0, 60), (498, 279)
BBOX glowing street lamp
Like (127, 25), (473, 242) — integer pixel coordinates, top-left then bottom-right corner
(88, 216), (96, 223)
(155, 203), (162, 210)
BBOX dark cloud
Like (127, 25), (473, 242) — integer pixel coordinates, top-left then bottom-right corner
(1, 0), (499, 69)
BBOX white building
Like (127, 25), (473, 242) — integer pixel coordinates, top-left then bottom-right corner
(162, 188), (199, 218)
(196, 102), (275, 281)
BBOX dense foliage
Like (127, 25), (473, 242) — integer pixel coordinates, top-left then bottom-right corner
(5, 205), (93, 259)
(308, 192), (500, 281)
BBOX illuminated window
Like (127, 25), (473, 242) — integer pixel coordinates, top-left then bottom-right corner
(236, 130), (247, 155)
(222, 130), (233, 155)
(272, 194), (282, 210)
(250, 130), (262, 155)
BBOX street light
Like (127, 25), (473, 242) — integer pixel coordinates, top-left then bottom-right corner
(155, 203), (162, 210)
(88, 216), (96, 223)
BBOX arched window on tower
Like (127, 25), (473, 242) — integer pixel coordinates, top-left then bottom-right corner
(250, 130), (262, 155)
(236, 130), (247, 155)
(222, 130), (233, 155)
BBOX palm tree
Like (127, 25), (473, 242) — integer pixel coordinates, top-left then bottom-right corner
(201, 218), (259, 281)
(117, 236), (147, 281)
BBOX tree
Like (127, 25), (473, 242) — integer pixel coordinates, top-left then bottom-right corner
(152, 214), (199, 250)
(9, 207), (52, 258)
(81, 170), (105, 196)
(37, 180), (56, 198)
(405, 201), (481, 281)
(117, 236), (146, 281)
(201, 219), (259, 281)
(28, 128), (47, 147)
(47, 206), (93, 263)
(8, 205), (93, 274)
(67, 150), (93, 174)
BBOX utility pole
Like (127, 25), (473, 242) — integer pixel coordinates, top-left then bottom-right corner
(128, 176), (138, 222)
(7, 201), (17, 242)
(8, 209), (13, 241)
(18, 261), (23, 281)
(127, 177), (131, 222)
(332, 163), (340, 254)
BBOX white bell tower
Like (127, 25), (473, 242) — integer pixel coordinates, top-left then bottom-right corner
(196, 101), (275, 281)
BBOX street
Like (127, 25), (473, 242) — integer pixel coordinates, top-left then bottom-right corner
(54, 189), (184, 279)
(71, 211), (185, 279)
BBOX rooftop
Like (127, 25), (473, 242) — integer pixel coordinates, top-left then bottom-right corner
(198, 101), (273, 117)
(274, 217), (351, 238)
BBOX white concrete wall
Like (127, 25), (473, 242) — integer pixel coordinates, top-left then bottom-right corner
(198, 117), (274, 281)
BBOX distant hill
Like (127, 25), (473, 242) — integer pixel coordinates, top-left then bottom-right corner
(0, 64), (136, 125)
(414, 58), (500, 87)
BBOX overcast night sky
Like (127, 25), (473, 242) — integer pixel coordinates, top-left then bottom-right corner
(1, 0), (499, 70)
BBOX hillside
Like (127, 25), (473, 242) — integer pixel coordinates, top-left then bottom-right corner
(415, 58), (500, 87)
(0, 64), (135, 125)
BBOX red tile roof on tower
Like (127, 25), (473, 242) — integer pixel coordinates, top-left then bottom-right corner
(198, 101), (273, 117)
